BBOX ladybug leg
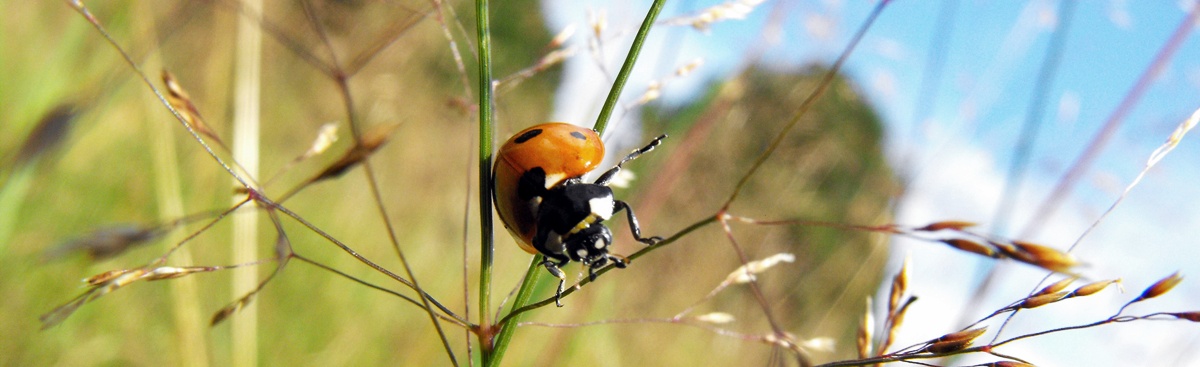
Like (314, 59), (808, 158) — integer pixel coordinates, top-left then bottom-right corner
(608, 253), (629, 268)
(594, 134), (667, 186)
(586, 263), (600, 282)
(614, 200), (662, 246)
(584, 253), (626, 285)
(540, 258), (569, 307)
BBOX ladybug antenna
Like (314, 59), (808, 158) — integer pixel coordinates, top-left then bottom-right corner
(595, 134), (667, 186)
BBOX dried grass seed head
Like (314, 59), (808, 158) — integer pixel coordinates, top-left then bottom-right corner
(923, 327), (987, 353)
(1136, 272), (1183, 301)
(857, 297), (874, 359)
(303, 122), (340, 159)
(1070, 279), (1121, 298)
(726, 253), (796, 284)
(917, 220), (976, 232)
(694, 312), (735, 324)
(801, 337), (836, 353)
(675, 58), (704, 77)
(1020, 291), (1069, 309)
(981, 362), (1036, 367)
(549, 24), (576, 49)
(1012, 241), (1079, 271)
(942, 238), (996, 258)
(1036, 277), (1077, 297)
(889, 255), (910, 313)
(1170, 312), (1200, 322)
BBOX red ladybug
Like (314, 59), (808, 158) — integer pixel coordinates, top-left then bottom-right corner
(493, 122), (665, 306)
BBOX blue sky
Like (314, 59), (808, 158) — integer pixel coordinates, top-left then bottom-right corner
(545, 1), (1200, 365)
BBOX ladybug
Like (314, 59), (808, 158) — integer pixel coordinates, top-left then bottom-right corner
(493, 122), (665, 306)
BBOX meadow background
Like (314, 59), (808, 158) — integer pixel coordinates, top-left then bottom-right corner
(2, 0), (1198, 366)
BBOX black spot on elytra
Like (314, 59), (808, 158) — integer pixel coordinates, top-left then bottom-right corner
(515, 128), (543, 144)
(569, 131), (586, 140)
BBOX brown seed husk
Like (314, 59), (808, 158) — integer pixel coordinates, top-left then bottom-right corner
(1070, 279), (1120, 298)
(857, 297), (873, 359)
(1170, 312), (1200, 322)
(942, 239), (996, 258)
(917, 220), (976, 232)
(1035, 277), (1077, 297)
(922, 327), (986, 353)
(162, 70), (222, 145)
(1012, 241), (1078, 272)
(313, 124), (401, 182)
(924, 339), (971, 354)
(211, 294), (256, 326)
(83, 268), (139, 286)
(984, 362), (1036, 367)
(889, 257), (909, 314)
(1138, 272), (1183, 301)
(934, 327), (987, 344)
(1020, 291), (1068, 309)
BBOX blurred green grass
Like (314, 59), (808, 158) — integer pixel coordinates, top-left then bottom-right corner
(1, 1), (894, 366)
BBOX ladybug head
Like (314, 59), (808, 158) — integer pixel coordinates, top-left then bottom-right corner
(563, 223), (613, 265)
(562, 223), (628, 279)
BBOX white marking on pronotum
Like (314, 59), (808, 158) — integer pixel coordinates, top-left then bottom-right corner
(544, 172), (567, 189)
(588, 195), (614, 220)
(576, 249), (589, 258)
(593, 239), (605, 249)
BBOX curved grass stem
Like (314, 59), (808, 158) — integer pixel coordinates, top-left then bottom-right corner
(487, 255), (545, 367)
(592, 0), (668, 135)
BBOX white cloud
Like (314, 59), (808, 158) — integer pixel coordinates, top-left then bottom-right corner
(889, 135), (1200, 366)
(871, 69), (898, 104)
(1108, 0), (1134, 30)
(873, 37), (908, 61)
(1057, 90), (1081, 126)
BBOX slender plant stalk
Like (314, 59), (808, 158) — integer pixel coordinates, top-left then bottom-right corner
(487, 255), (545, 367)
(475, 0), (497, 362)
(951, 0), (1080, 340)
(723, 1), (886, 207)
(67, 1), (253, 189)
(592, 0), (668, 134)
(145, 22), (210, 367)
(0, 164), (34, 251)
(128, 2), (210, 365)
(231, 0), (263, 365)
(287, 0), (460, 361)
(897, 0), (957, 189)
(1018, 2), (1200, 239)
(991, 0), (1076, 235)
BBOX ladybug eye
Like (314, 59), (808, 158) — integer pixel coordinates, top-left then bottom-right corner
(514, 128), (543, 144)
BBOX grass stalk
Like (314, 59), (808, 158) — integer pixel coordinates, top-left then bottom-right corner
(125, 1), (210, 365)
(1018, 2), (1200, 239)
(0, 165), (35, 249)
(145, 86), (210, 366)
(475, 0), (496, 362)
(592, 0), (668, 134)
(487, 255), (545, 367)
(231, 0), (264, 365)
(149, 89), (210, 367)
